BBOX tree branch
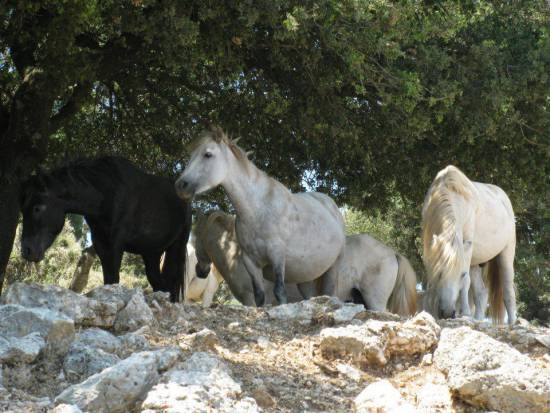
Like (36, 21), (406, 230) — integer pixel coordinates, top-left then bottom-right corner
(48, 82), (93, 133)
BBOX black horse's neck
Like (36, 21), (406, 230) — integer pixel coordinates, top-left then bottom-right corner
(46, 159), (121, 217)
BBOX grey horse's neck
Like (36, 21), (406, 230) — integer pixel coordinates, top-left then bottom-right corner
(221, 155), (278, 224)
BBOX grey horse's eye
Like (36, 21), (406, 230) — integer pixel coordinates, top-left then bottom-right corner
(204, 151), (213, 159)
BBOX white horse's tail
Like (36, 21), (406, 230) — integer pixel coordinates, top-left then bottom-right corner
(487, 258), (506, 324)
(389, 254), (418, 316)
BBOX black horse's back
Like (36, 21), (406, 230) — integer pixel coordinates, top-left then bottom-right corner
(21, 156), (192, 302)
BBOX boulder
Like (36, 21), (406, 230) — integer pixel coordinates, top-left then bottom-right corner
(1, 283), (118, 328)
(355, 380), (416, 413)
(141, 352), (259, 413)
(62, 343), (121, 383)
(434, 326), (550, 413)
(48, 404), (83, 413)
(416, 382), (452, 412)
(266, 296), (348, 323)
(86, 284), (136, 311)
(332, 303), (366, 323)
(320, 311), (439, 367)
(55, 348), (179, 413)
(113, 291), (157, 333)
(0, 304), (74, 356)
(118, 326), (151, 356)
(72, 328), (121, 355)
(0, 333), (45, 364)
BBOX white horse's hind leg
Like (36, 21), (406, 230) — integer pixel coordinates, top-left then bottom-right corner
(470, 265), (488, 320)
(242, 254), (266, 306)
(297, 281), (316, 300)
(458, 273), (472, 317)
(497, 243), (517, 325)
(271, 259), (288, 304)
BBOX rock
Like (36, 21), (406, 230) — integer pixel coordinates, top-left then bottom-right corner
(420, 353), (433, 366)
(335, 363), (363, 381)
(114, 291), (156, 332)
(251, 387), (276, 408)
(0, 333), (45, 364)
(73, 328), (121, 355)
(256, 336), (270, 349)
(267, 296), (343, 323)
(434, 326), (550, 413)
(389, 312), (441, 355)
(141, 352), (259, 413)
(0, 305), (74, 356)
(86, 284), (136, 311)
(1, 283), (118, 328)
(186, 328), (219, 350)
(55, 349), (175, 413)
(62, 343), (121, 383)
(118, 326), (151, 356)
(48, 404), (83, 413)
(155, 346), (183, 372)
(331, 303), (366, 323)
(144, 291), (171, 308)
(355, 380), (416, 413)
(535, 334), (550, 349)
(320, 311), (440, 367)
(416, 382), (452, 413)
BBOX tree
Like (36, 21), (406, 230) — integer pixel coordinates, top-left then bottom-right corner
(1, 1), (548, 299)
(0, 1), (199, 291)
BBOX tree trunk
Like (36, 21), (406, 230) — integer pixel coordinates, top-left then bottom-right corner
(0, 177), (22, 294)
(69, 246), (97, 293)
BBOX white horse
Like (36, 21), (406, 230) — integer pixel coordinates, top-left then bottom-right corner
(422, 165), (516, 324)
(176, 126), (346, 305)
(183, 242), (223, 307)
(193, 211), (308, 306)
(324, 234), (418, 316)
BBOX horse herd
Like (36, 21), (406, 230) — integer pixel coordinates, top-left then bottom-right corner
(19, 126), (517, 325)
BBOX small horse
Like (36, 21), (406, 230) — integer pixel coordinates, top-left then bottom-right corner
(20, 157), (192, 302)
(193, 211), (307, 306)
(176, 126), (345, 306)
(422, 165), (516, 324)
(324, 234), (418, 316)
(183, 241), (223, 307)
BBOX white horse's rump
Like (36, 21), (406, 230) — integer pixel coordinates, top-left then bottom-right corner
(324, 234), (417, 316)
(194, 211), (307, 306)
(422, 165), (516, 324)
(176, 127), (345, 305)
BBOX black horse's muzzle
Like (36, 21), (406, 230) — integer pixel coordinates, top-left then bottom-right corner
(195, 263), (211, 279)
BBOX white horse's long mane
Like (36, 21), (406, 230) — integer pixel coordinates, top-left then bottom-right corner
(422, 166), (477, 289)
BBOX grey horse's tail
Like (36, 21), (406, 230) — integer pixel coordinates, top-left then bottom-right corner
(389, 254), (418, 316)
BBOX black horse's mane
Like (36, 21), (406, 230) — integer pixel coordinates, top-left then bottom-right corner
(24, 156), (133, 202)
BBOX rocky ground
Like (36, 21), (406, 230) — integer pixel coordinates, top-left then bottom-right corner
(0, 282), (549, 413)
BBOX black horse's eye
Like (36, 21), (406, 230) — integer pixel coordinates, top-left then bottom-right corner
(204, 151), (213, 159)
(33, 205), (44, 214)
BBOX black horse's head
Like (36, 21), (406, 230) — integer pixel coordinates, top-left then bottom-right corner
(20, 174), (66, 262)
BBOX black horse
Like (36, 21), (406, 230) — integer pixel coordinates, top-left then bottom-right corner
(20, 157), (192, 302)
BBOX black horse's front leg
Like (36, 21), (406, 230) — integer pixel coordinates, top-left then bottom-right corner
(142, 253), (164, 291)
(94, 243), (123, 285)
